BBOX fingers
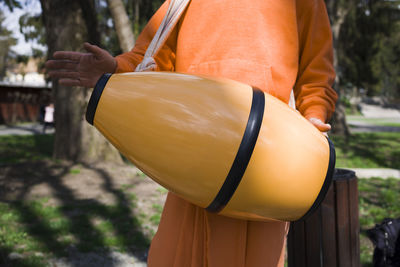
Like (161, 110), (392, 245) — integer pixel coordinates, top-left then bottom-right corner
(49, 76), (94, 88)
(58, 77), (96, 88)
(316, 123), (331, 132)
(45, 59), (78, 71)
(308, 117), (332, 132)
(83, 42), (105, 57)
(58, 78), (81, 87)
(46, 69), (81, 87)
(53, 51), (83, 61)
(47, 71), (79, 79)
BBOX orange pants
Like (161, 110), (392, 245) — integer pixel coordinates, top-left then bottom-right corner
(148, 193), (289, 267)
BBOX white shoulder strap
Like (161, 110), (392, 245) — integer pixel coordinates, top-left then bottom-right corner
(289, 89), (296, 109)
(135, 0), (191, 72)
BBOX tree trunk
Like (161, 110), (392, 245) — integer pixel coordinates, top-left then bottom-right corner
(330, 101), (350, 137)
(325, 0), (351, 137)
(40, 0), (122, 164)
(107, 0), (135, 52)
(79, 0), (101, 45)
(133, 0), (140, 37)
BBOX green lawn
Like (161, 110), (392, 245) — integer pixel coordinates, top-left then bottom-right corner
(358, 178), (400, 266)
(0, 197), (151, 266)
(0, 134), (160, 266)
(0, 134), (54, 164)
(2, 131), (399, 169)
(331, 132), (400, 169)
(331, 131), (400, 266)
(347, 116), (400, 128)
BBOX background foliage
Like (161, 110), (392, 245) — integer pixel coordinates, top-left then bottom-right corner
(338, 0), (400, 99)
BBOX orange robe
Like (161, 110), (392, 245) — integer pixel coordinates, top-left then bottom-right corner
(115, 0), (338, 266)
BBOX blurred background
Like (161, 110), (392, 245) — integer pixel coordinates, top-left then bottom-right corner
(0, 0), (399, 266)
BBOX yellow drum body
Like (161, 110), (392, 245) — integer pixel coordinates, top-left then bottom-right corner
(86, 72), (335, 222)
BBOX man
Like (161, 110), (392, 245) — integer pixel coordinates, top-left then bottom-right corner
(46, 0), (338, 266)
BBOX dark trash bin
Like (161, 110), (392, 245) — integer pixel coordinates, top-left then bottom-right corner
(287, 168), (360, 267)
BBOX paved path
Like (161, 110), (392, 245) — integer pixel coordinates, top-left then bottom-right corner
(348, 104), (400, 178)
(347, 103), (400, 133)
(0, 123), (54, 136)
(358, 103), (400, 119)
(349, 168), (400, 179)
(348, 120), (400, 133)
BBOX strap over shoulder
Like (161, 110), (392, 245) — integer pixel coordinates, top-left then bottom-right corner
(135, 0), (191, 72)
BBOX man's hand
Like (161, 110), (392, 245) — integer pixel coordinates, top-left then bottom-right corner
(45, 42), (117, 88)
(308, 117), (331, 136)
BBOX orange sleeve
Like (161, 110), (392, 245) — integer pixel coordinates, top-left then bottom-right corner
(294, 0), (338, 122)
(114, 0), (177, 73)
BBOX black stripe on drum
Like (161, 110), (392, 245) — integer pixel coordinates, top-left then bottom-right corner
(206, 87), (265, 213)
(296, 137), (336, 221)
(86, 73), (112, 125)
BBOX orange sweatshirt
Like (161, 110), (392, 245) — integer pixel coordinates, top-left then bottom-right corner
(115, 1), (337, 266)
(116, 0), (338, 122)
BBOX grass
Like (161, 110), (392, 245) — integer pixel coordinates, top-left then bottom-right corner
(331, 132), (400, 169)
(0, 196), (155, 266)
(330, 131), (400, 265)
(0, 134), (163, 266)
(345, 107), (362, 116)
(358, 178), (400, 266)
(1, 129), (399, 265)
(0, 134), (54, 164)
(2, 131), (398, 169)
(149, 204), (163, 225)
(69, 168), (81, 174)
(381, 122), (400, 127)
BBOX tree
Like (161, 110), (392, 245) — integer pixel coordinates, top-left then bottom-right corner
(0, 0), (21, 11)
(324, 0), (400, 135)
(129, 0), (163, 35)
(369, 0), (400, 99)
(40, 0), (122, 163)
(107, 0), (135, 52)
(325, 0), (354, 137)
(371, 23), (400, 99)
(340, 0), (400, 99)
(0, 10), (17, 79)
(102, 0), (163, 53)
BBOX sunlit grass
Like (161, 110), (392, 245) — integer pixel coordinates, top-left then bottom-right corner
(347, 116), (400, 127)
(331, 132), (400, 169)
(358, 178), (400, 266)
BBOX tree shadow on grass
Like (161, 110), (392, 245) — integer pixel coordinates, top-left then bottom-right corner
(0, 134), (54, 164)
(0, 158), (151, 267)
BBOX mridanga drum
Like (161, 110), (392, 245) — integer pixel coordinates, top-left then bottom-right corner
(86, 72), (335, 222)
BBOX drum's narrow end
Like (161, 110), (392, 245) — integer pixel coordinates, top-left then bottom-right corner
(86, 73), (112, 125)
(295, 137), (336, 222)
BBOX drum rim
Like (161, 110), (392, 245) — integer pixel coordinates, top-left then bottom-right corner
(296, 137), (336, 222)
(86, 73), (112, 125)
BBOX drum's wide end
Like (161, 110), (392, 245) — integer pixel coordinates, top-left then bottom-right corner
(86, 73), (112, 125)
(295, 137), (336, 222)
